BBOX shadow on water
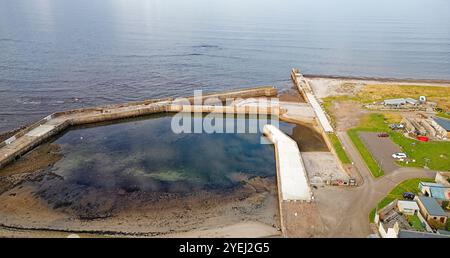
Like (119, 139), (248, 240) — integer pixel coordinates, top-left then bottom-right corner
(279, 122), (329, 152)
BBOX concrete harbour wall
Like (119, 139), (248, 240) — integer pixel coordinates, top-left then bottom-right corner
(0, 87), (278, 169)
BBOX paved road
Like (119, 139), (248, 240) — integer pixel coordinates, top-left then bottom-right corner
(314, 131), (435, 237)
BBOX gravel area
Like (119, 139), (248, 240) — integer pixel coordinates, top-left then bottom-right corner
(301, 152), (349, 182)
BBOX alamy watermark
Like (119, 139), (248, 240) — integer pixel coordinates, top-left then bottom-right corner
(170, 90), (280, 144)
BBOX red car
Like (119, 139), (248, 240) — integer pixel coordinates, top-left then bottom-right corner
(377, 133), (389, 137)
(417, 136), (429, 142)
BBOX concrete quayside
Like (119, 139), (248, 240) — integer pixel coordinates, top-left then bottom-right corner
(263, 125), (312, 202)
(291, 69), (334, 133)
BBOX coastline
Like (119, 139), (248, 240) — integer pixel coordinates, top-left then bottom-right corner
(0, 76), (448, 238)
(1, 76), (449, 137)
(303, 74), (450, 85)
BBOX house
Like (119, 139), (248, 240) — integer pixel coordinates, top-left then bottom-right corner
(374, 199), (441, 238)
(419, 182), (442, 194)
(419, 182), (450, 200)
(397, 200), (420, 216)
(433, 117), (450, 138)
(375, 200), (413, 238)
(416, 196), (448, 229)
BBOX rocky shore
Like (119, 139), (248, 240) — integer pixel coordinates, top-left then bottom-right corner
(0, 145), (280, 237)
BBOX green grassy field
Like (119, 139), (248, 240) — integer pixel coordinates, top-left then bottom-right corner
(348, 113), (450, 176)
(369, 178), (434, 222)
(389, 132), (450, 171)
(328, 133), (351, 164)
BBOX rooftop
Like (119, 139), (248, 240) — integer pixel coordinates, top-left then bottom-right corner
(397, 200), (419, 210)
(437, 230), (450, 236)
(384, 98), (407, 105)
(420, 182), (447, 188)
(430, 187), (450, 200)
(398, 229), (450, 238)
(434, 117), (450, 131)
(379, 204), (412, 231)
(419, 182), (450, 200)
(405, 98), (418, 104)
(417, 196), (447, 216)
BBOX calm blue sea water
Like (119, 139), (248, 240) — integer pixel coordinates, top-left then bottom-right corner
(1, 0), (449, 131)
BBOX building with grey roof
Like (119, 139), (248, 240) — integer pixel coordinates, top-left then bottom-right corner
(419, 182), (450, 200)
(384, 98), (406, 106)
(383, 98), (419, 107)
(416, 196), (448, 229)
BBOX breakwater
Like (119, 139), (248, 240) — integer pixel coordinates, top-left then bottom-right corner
(0, 86), (278, 169)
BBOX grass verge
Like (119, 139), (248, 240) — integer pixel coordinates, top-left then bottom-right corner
(348, 129), (383, 177)
(328, 133), (351, 164)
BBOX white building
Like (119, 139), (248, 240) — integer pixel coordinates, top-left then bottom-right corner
(397, 200), (420, 216)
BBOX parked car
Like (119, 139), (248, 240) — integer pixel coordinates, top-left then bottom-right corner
(392, 152), (407, 159)
(403, 192), (415, 200)
(417, 136), (429, 142)
(378, 133), (389, 137)
(389, 124), (405, 130)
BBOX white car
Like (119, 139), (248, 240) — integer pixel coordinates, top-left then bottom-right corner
(392, 152), (407, 159)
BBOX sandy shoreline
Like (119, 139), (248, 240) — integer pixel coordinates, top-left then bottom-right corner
(304, 76), (450, 100)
